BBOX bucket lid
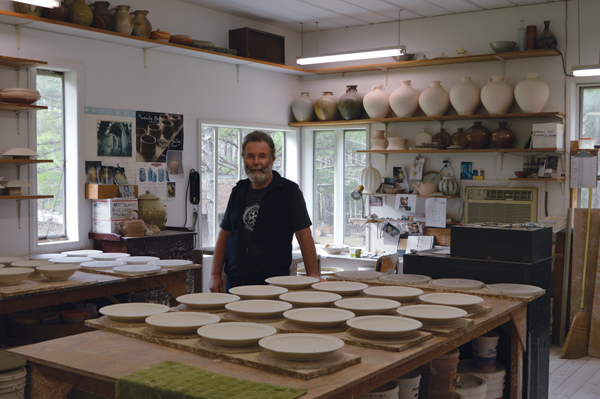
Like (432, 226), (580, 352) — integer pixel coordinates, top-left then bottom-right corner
(397, 369), (421, 381)
(0, 367), (26, 382)
(456, 373), (486, 394)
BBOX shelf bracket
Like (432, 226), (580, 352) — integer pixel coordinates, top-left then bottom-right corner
(561, 181), (565, 195)
(234, 63), (252, 83)
(498, 152), (504, 170)
(383, 153), (389, 170)
(494, 55), (507, 77)
(143, 48), (148, 68)
(17, 199), (21, 229)
(15, 112), (20, 135)
(375, 66), (389, 86)
(13, 23), (32, 50)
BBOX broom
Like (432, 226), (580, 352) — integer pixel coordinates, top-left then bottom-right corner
(561, 189), (593, 359)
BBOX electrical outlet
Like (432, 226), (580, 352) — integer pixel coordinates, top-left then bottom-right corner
(443, 158), (450, 163)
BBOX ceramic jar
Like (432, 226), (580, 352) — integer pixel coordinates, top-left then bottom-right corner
(481, 76), (513, 115)
(118, 210), (145, 237)
(42, 1), (68, 21)
(418, 81), (450, 117)
(449, 77), (480, 115)
(291, 92), (315, 122)
(536, 21), (557, 49)
(438, 177), (459, 196)
(169, 157), (180, 174)
(67, 0), (93, 26)
(387, 137), (407, 150)
(314, 92), (339, 121)
(432, 128), (451, 148)
(371, 139), (387, 151)
(337, 85), (363, 120)
(389, 80), (420, 117)
(360, 164), (382, 194)
(466, 122), (491, 149)
(413, 182), (437, 196)
(112, 5), (134, 35)
(138, 190), (167, 228)
(131, 10), (152, 39)
(451, 128), (468, 148)
(414, 128), (433, 146)
(490, 122), (516, 149)
(373, 130), (385, 140)
(514, 73), (550, 113)
(90, 1), (113, 30)
(363, 85), (391, 119)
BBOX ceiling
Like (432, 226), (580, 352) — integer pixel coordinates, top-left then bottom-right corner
(179, 0), (562, 32)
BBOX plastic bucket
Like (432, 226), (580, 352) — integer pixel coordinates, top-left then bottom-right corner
(0, 368), (26, 399)
(358, 381), (399, 399)
(455, 373), (486, 399)
(484, 387), (504, 399)
(472, 332), (499, 371)
(396, 369), (421, 399)
(428, 348), (460, 399)
(458, 360), (505, 386)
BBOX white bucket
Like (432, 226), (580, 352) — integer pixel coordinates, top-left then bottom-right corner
(484, 387), (504, 399)
(396, 369), (421, 399)
(458, 360), (506, 385)
(358, 381), (399, 399)
(485, 381), (504, 392)
(0, 377), (26, 399)
(455, 373), (486, 399)
(472, 332), (499, 372)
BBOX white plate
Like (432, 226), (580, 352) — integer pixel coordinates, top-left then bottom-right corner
(113, 264), (161, 274)
(224, 300), (292, 318)
(335, 298), (400, 316)
(419, 293), (484, 310)
(123, 256), (160, 265)
(379, 274), (431, 285)
(99, 303), (170, 322)
(90, 253), (131, 261)
(50, 257), (90, 264)
(335, 270), (382, 280)
(429, 278), (485, 290)
(176, 293), (240, 310)
(259, 333), (344, 361)
(396, 304), (467, 323)
(297, 266), (343, 276)
(61, 250), (103, 257)
(346, 315), (423, 338)
(229, 285), (288, 299)
(363, 286), (424, 301)
(265, 276), (319, 289)
(198, 322), (276, 347)
(279, 291), (342, 307)
(27, 253), (66, 261)
(486, 283), (544, 295)
(145, 312), (220, 334)
(150, 259), (193, 269)
(283, 307), (355, 328)
(311, 281), (368, 296)
(80, 261), (127, 270)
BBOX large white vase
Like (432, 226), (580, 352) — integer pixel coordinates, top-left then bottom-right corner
(363, 85), (391, 119)
(418, 81), (450, 117)
(291, 92), (315, 122)
(449, 77), (480, 115)
(481, 76), (513, 115)
(389, 80), (420, 117)
(514, 73), (550, 113)
(360, 164), (382, 194)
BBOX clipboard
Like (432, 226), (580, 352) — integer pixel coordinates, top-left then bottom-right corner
(570, 150), (598, 188)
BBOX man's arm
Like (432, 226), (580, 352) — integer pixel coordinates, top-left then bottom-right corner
(209, 229), (232, 293)
(295, 227), (322, 280)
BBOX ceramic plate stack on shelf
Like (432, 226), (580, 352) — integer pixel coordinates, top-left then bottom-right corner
(61, 249), (103, 257)
(334, 298), (400, 316)
(278, 291), (342, 308)
(283, 308), (355, 328)
(224, 300), (292, 319)
(112, 264), (161, 275)
(177, 293), (241, 310)
(198, 322), (276, 347)
(258, 334), (345, 361)
(419, 293), (484, 311)
(80, 261), (127, 270)
(145, 312), (220, 334)
(265, 276), (319, 290)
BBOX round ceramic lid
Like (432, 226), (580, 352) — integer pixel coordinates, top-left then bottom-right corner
(283, 307), (355, 328)
(429, 278), (485, 290)
(258, 333), (344, 361)
(80, 261), (127, 269)
(139, 190), (160, 200)
(177, 293), (240, 310)
(486, 283), (544, 295)
(378, 274), (431, 285)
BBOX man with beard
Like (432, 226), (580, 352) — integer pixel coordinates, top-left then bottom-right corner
(209, 131), (320, 291)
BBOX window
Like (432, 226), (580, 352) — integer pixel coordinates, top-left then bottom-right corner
(578, 85), (600, 207)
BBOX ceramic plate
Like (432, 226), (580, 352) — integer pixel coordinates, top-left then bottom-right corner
(283, 307), (355, 328)
(50, 257), (90, 265)
(486, 283), (544, 295)
(346, 315), (423, 338)
(297, 266), (343, 276)
(123, 256), (160, 265)
(265, 276), (319, 290)
(80, 261), (127, 270)
(198, 322), (276, 347)
(429, 278), (485, 290)
(363, 286), (424, 301)
(1, 148), (39, 157)
(113, 264), (161, 274)
(229, 285), (288, 299)
(90, 253), (131, 261)
(396, 304), (467, 323)
(259, 333), (344, 361)
(335, 298), (400, 316)
(0, 257), (28, 266)
(311, 281), (368, 296)
(225, 300), (292, 318)
(378, 274), (431, 285)
(61, 249), (103, 257)
(334, 270), (382, 281)
(419, 293), (484, 310)
(279, 291), (342, 307)
(99, 303), (170, 322)
(150, 259), (193, 269)
(145, 312), (220, 334)
(176, 293), (241, 310)
(27, 253), (66, 261)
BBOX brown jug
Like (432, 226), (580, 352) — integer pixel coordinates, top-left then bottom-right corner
(111, 5), (134, 35)
(131, 10), (152, 39)
(91, 1), (114, 30)
(118, 209), (145, 237)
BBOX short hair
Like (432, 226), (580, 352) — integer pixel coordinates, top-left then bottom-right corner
(242, 131), (275, 159)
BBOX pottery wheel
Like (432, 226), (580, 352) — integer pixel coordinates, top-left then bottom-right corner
(486, 283), (544, 295)
(258, 349), (346, 370)
(144, 326), (199, 339)
(379, 274), (431, 285)
(96, 315), (147, 328)
(282, 319), (348, 333)
(345, 328), (425, 345)
(225, 312), (284, 323)
(175, 304), (227, 314)
(429, 278), (485, 290)
(196, 338), (262, 354)
(0, 280), (38, 292)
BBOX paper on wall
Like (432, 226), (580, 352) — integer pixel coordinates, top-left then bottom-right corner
(395, 194), (417, 213)
(425, 198), (446, 228)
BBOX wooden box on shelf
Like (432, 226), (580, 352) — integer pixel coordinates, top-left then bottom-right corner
(85, 184), (138, 199)
(229, 27), (285, 64)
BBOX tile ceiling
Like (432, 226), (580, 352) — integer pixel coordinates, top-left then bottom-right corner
(179, 0), (562, 32)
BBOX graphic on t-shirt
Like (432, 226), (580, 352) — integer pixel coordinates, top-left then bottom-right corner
(243, 204), (260, 232)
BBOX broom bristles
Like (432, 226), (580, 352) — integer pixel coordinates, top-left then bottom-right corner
(561, 311), (590, 359)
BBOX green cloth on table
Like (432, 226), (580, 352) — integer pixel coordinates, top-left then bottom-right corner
(116, 360), (307, 399)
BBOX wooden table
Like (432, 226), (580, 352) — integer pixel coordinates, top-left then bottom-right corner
(8, 295), (529, 399)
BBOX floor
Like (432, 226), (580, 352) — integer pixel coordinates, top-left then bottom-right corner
(549, 345), (600, 398)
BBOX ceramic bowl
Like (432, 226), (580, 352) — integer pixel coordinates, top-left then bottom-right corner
(225, 299), (292, 318)
(264, 276), (319, 290)
(334, 298), (400, 316)
(145, 312), (220, 334)
(176, 293), (241, 310)
(514, 171), (529, 178)
(259, 333), (344, 361)
(198, 322), (276, 347)
(489, 41), (517, 53)
(36, 264), (80, 281)
(11, 260), (51, 277)
(0, 88), (41, 104)
(363, 286), (424, 301)
(0, 267), (34, 286)
(0, 257), (28, 267)
(419, 293), (484, 310)
(229, 285), (288, 299)
(279, 291), (342, 307)
(321, 245), (344, 254)
(311, 281), (368, 296)
(80, 261), (127, 270)
(396, 304), (467, 324)
(283, 307), (355, 328)
(99, 303), (170, 323)
(346, 315), (423, 338)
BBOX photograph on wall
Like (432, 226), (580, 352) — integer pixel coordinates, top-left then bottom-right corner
(473, 170), (484, 180)
(393, 166), (409, 191)
(167, 182), (176, 199)
(85, 161), (102, 184)
(102, 159), (136, 185)
(460, 161), (473, 180)
(369, 195), (383, 207)
(96, 121), (132, 157)
(523, 154), (546, 175)
(166, 150), (185, 182)
(136, 111), (184, 163)
(409, 158), (424, 180)
(382, 221), (401, 246)
(395, 193), (417, 213)
(546, 155), (559, 177)
(136, 162), (168, 200)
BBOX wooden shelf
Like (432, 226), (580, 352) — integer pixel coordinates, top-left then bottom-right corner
(357, 148), (565, 154)
(0, 195), (53, 200)
(508, 178), (565, 181)
(0, 102), (47, 111)
(366, 193), (458, 199)
(0, 159), (53, 164)
(0, 55), (47, 69)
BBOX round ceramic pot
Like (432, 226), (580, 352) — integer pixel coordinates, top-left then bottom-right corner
(360, 164), (381, 194)
(137, 190), (166, 228)
(432, 128), (451, 148)
(514, 73), (550, 113)
(112, 5), (134, 35)
(314, 92), (339, 121)
(291, 92), (315, 122)
(490, 122), (516, 149)
(438, 177), (459, 195)
(371, 139), (387, 151)
(449, 77), (480, 115)
(42, 1), (69, 21)
(67, 0), (92, 26)
(90, 1), (113, 30)
(386, 137), (407, 150)
(337, 85), (363, 120)
(131, 10), (152, 38)
(414, 128), (433, 146)
(418, 81), (450, 117)
(363, 85), (391, 119)
(373, 130), (385, 140)
(389, 80), (420, 117)
(536, 21), (557, 49)
(466, 122), (491, 149)
(413, 182), (437, 196)
(451, 128), (468, 148)
(481, 76), (513, 114)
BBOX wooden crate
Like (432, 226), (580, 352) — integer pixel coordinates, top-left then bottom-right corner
(85, 184), (138, 199)
(229, 27), (285, 64)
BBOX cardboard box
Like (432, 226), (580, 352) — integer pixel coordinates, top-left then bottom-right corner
(92, 219), (124, 234)
(92, 199), (138, 219)
(532, 123), (564, 149)
(85, 184), (138, 199)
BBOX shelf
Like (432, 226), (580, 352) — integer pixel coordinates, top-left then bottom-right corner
(0, 159), (53, 164)
(357, 148), (565, 154)
(0, 102), (47, 111)
(365, 193), (458, 199)
(0, 55), (47, 69)
(508, 178), (565, 181)
(0, 195), (53, 200)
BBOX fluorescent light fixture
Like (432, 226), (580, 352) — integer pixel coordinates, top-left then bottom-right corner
(296, 46), (405, 65)
(12, 0), (60, 8)
(572, 64), (600, 77)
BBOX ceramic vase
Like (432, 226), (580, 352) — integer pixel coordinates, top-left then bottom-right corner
(363, 85), (391, 119)
(373, 130), (385, 140)
(386, 137), (407, 150)
(337, 85), (363, 120)
(360, 164), (382, 194)
(112, 5), (134, 35)
(169, 157), (180, 174)
(526, 25), (537, 50)
(131, 10), (152, 39)
(90, 1), (113, 30)
(449, 77), (480, 115)
(138, 191), (166, 228)
(414, 128), (433, 146)
(432, 128), (452, 148)
(13, 2), (43, 16)
(314, 92), (339, 121)
(481, 76), (513, 115)
(536, 21), (557, 49)
(389, 80), (420, 117)
(514, 73), (549, 113)
(466, 122), (491, 149)
(67, 0), (92, 26)
(42, 0), (68, 21)
(451, 128), (468, 148)
(371, 139), (387, 151)
(438, 177), (459, 196)
(517, 20), (526, 51)
(418, 81), (450, 117)
(291, 92), (315, 122)
(490, 122), (516, 149)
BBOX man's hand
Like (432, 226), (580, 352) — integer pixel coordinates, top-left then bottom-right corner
(209, 274), (225, 293)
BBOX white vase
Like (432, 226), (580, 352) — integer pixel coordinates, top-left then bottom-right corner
(481, 76), (513, 115)
(371, 139), (387, 150)
(291, 92), (315, 122)
(373, 130), (385, 140)
(449, 77), (480, 115)
(387, 137), (407, 150)
(414, 128), (433, 146)
(360, 164), (382, 194)
(363, 85), (391, 119)
(389, 80), (420, 117)
(514, 73), (550, 113)
(438, 176), (459, 195)
(418, 81), (450, 117)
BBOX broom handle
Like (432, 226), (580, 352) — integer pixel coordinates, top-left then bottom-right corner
(581, 188), (593, 310)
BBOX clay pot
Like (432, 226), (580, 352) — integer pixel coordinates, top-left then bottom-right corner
(42, 1), (68, 21)
(112, 5), (134, 35)
(291, 92), (315, 122)
(137, 190), (167, 228)
(414, 128), (432, 146)
(514, 73), (549, 113)
(481, 76), (513, 115)
(131, 9), (152, 39)
(526, 25), (537, 50)
(438, 177), (459, 196)
(386, 137), (407, 150)
(432, 128), (452, 148)
(418, 81), (450, 117)
(13, 2), (43, 17)
(449, 77), (480, 115)
(169, 157), (180, 174)
(413, 182), (437, 196)
(466, 122), (491, 149)
(363, 85), (391, 119)
(371, 139), (387, 151)
(314, 92), (339, 121)
(119, 210), (145, 237)
(490, 122), (516, 149)
(337, 85), (363, 120)
(373, 130), (385, 140)
(169, 35), (192, 45)
(67, 0), (93, 26)
(536, 21), (557, 49)
(90, 1), (113, 30)
(389, 80), (420, 117)
(451, 128), (468, 148)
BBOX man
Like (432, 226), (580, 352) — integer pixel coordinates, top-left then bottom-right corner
(210, 131), (320, 292)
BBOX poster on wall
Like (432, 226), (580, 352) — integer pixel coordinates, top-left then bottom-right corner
(137, 162), (168, 200)
(135, 111), (184, 163)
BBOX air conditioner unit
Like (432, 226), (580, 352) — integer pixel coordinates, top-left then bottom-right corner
(465, 187), (538, 224)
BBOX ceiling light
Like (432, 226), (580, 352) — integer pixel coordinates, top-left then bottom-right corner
(297, 46), (405, 65)
(572, 64), (600, 77)
(12, 0), (60, 7)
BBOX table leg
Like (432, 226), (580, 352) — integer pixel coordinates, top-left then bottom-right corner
(152, 272), (188, 306)
(31, 363), (115, 399)
(509, 305), (527, 399)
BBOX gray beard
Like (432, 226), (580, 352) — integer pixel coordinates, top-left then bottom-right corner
(245, 164), (272, 185)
